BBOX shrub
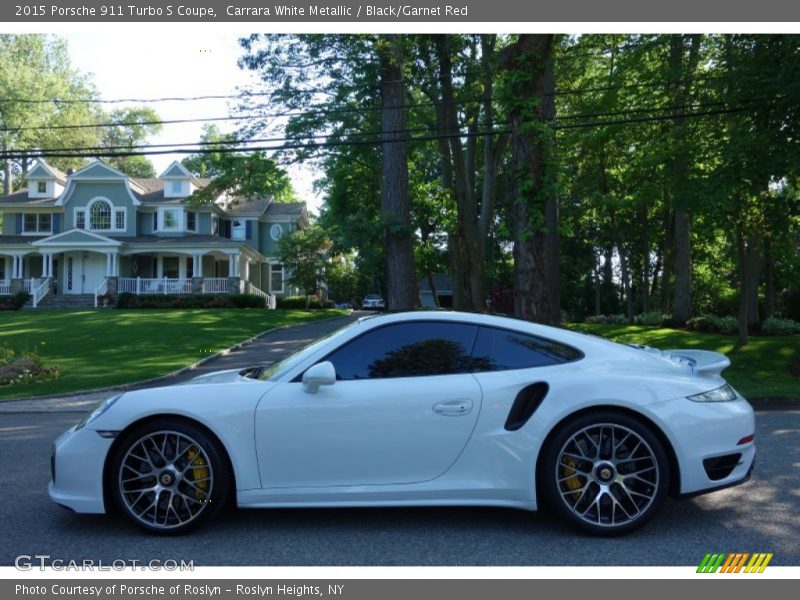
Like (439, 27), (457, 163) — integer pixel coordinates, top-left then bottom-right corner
(634, 311), (668, 326)
(116, 293), (265, 309)
(0, 345), (60, 387)
(276, 295), (334, 309)
(0, 291), (30, 311)
(686, 314), (738, 334)
(762, 317), (800, 335)
(585, 314), (628, 325)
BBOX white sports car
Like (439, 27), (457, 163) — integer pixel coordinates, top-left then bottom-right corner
(49, 311), (755, 535)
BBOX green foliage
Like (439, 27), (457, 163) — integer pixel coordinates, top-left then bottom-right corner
(761, 317), (800, 336)
(686, 314), (739, 334)
(0, 292), (31, 310)
(275, 295), (334, 310)
(634, 311), (669, 326)
(101, 107), (161, 177)
(116, 293), (265, 309)
(275, 224), (331, 296)
(585, 314), (629, 325)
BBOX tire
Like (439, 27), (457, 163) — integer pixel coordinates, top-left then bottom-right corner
(110, 418), (231, 534)
(540, 411), (670, 536)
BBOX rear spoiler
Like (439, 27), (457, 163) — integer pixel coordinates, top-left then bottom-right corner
(665, 349), (731, 377)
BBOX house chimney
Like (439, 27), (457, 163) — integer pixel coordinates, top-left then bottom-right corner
(66, 168), (74, 175)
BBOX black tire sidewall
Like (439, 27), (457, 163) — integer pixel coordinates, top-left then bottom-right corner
(540, 411), (670, 536)
(110, 418), (230, 535)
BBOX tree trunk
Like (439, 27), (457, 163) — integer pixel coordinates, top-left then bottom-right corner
(672, 210), (693, 325)
(746, 234), (762, 330)
(594, 248), (602, 317)
(736, 230), (749, 346)
(640, 202), (650, 314)
(659, 208), (674, 314)
(379, 35), (417, 312)
(764, 238), (775, 319)
(501, 34), (559, 324)
(2, 139), (10, 196)
(610, 208), (634, 324)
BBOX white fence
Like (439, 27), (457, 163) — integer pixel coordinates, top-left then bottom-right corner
(0, 280), (10, 295)
(118, 277), (192, 295)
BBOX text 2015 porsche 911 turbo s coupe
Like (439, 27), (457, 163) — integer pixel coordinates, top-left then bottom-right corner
(49, 311), (755, 535)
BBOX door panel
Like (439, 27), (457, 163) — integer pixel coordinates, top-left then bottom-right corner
(255, 374), (482, 488)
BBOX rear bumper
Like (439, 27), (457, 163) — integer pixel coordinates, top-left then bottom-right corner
(648, 391), (756, 496)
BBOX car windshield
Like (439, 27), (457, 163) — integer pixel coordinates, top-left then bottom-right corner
(365, 294), (381, 299)
(247, 320), (360, 382)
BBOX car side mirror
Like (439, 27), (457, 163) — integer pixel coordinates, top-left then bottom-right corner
(302, 361), (336, 394)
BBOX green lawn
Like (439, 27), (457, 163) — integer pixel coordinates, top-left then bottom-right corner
(569, 323), (800, 399)
(0, 309), (347, 400)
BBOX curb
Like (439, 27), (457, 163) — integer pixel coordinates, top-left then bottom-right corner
(1, 313), (354, 405)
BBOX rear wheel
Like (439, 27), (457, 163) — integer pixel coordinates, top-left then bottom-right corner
(110, 419), (230, 534)
(540, 412), (669, 536)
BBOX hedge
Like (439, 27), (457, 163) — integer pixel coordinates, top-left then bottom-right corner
(0, 292), (31, 311)
(116, 293), (266, 309)
(276, 295), (335, 309)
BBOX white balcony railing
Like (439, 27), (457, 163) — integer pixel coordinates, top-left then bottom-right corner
(0, 280), (10, 295)
(118, 277), (192, 295)
(202, 278), (228, 294)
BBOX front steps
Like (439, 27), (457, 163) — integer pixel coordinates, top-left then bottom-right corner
(23, 294), (97, 310)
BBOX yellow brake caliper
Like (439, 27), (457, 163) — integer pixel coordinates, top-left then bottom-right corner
(186, 447), (209, 502)
(561, 457), (583, 501)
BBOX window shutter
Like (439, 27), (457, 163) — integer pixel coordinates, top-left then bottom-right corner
(245, 220), (253, 240)
(223, 220), (231, 238)
(52, 214), (60, 234)
(15, 214), (22, 234)
(153, 212), (158, 231)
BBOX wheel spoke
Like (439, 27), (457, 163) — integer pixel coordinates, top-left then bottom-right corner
(556, 422), (660, 529)
(118, 429), (214, 530)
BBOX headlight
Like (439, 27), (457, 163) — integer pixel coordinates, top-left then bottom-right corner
(75, 394), (122, 430)
(688, 384), (737, 402)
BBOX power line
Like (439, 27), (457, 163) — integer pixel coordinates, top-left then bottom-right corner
(0, 103), (768, 161)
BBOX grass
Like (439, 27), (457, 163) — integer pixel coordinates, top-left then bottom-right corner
(569, 323), (800, 399)
(0, 309), (347, 400)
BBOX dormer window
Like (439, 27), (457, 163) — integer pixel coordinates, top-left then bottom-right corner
(37, 181), (47, 194)
(76, 198), (126, 232)
(90, 200), (112, 230)
(170, 181), (182, 195)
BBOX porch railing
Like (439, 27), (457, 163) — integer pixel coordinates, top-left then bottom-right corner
(244, 281), (276, 309)
(118, 277), (192, 295)
(22, 278), (34, 293)
(0, 280), (10, 295)
(202, 278), (228, 294)
(94, 278), (109, 308)
(32, 278), (50, 308)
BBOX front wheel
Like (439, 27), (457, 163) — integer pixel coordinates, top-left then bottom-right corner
(540, 412), (670, 536)
(110, 419), (230, 534)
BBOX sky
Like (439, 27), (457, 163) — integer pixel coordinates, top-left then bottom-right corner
(63, 31), (323, 213)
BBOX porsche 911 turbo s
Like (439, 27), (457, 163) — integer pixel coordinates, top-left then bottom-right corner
(49, 311), (755, 535)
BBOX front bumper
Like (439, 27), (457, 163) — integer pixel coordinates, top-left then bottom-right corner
(48, 424), (113, 514)
(649, 391), (756, 496)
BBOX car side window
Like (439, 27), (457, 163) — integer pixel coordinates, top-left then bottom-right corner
(325, 322), (479, 380)
(471, 326), (582, 371)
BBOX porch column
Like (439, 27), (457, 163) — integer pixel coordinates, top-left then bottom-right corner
(227, 252), (241, 294)
(191, 254), (204, 294)
(194, 254), (204, 277)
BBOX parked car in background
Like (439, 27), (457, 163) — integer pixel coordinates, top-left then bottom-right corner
(362, 294), (385, 310)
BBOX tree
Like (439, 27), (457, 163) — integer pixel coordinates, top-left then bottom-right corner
(275, 224), (331, 303)
(0, 34), (101, 193)
(101, 107), (162, 177)
(378, 34), (418, 311)
(500, 34), (561, 324)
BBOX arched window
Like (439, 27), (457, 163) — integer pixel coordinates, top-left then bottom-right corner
(89, 200), (111, 230)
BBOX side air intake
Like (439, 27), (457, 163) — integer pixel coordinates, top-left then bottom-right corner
(504, 382), (549, 431)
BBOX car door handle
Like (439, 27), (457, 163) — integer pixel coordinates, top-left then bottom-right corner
(433, 399), (473, 416)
